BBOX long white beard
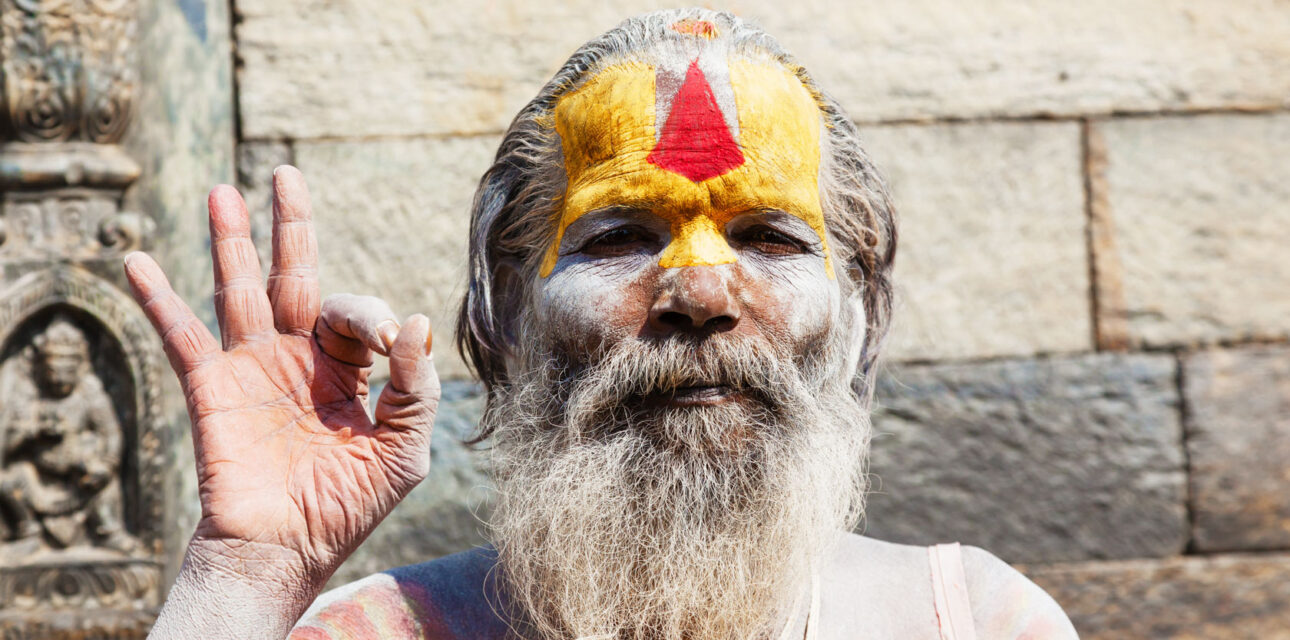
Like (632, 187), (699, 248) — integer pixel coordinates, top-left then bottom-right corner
(486, 328), (870, 640)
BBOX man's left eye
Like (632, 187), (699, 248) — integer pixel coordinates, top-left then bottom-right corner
(738, 226), (804, 255)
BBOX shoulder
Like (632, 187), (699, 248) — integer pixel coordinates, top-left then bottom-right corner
(826, 532), (933, 581)
(290, 547), (511, 640)
(819, 534), (940, 637)
(820, 534), (1077, 639)
(959, 545), (1079, 639)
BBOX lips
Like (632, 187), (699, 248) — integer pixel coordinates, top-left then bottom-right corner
(666, 384), (738, 406)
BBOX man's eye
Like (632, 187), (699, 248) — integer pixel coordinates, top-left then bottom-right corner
(740, 226), (804, 255)
(582, 228), (653, 255)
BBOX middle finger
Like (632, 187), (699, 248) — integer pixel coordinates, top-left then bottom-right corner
(209, 185), (274, 348)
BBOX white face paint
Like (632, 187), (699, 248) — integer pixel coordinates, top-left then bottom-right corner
(532, 203), (842, 374)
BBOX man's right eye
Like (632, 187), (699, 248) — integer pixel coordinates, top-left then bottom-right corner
(582, 227), (653, 256)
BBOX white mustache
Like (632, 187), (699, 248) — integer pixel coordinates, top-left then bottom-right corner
(555, 336), (810, 430)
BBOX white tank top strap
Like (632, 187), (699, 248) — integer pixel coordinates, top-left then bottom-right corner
(928, 543), (978, 640)
(804, 570), (820, 640)
(777, 571), (821, 640)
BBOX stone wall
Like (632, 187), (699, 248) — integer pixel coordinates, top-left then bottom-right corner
(221, 1), (1290, 636)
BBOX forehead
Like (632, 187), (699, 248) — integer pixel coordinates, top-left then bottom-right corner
(554, 56), (822, 201)
(541, 53), (829, 275)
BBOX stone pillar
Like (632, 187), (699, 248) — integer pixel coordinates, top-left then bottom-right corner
(0, 0), (171, 636)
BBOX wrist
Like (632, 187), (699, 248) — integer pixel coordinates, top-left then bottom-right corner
(148, 539), (329, 640)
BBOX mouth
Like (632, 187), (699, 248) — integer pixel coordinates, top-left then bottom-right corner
(655, 384), (740, 407)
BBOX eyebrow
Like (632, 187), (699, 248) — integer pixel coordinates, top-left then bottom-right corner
(733, 209), (825, 244)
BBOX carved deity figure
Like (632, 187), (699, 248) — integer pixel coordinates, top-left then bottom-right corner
(0, 315), (138, 555)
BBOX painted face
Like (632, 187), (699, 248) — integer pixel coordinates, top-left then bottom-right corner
(540, 54), (832, 276)
(533, 48), (847, 379)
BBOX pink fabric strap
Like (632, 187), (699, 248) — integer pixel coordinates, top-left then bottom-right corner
(929, 543), (978, 640)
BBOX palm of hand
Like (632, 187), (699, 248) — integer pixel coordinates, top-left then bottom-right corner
(191, 339), (421, 566)
(125, 168), (438, 581)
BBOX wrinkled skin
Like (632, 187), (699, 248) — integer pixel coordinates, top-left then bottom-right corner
(127, 168), (439, 638)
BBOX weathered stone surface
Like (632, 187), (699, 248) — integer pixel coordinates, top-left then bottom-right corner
(236, 0), (1290, 139)
(860, 122), (1091, 362)
(1100, 114), (1290, 347)
(328, 382), (492, 588)
(124, 0), (235, 585)
(864, 353), (1186, 563)
(1027, 554), (1290, 640)
(1184, 345), (1290, 551)
(291, 136), (500, 381)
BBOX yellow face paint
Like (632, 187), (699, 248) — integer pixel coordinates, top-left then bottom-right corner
(540, 57), (831, 277)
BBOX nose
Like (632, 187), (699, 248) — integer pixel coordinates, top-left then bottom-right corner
(647, 267), (741, 335)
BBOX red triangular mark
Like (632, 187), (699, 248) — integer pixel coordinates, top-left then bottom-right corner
(648, 60), (744, 183)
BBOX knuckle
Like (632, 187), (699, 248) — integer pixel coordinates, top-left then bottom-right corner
(320, 293), (354, 313)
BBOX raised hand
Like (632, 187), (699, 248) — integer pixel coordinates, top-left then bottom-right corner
(128, 167), (439, 638)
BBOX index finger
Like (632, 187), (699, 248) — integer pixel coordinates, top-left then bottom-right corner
(269, 165), (321, 336)
(124, 252), (219, 379)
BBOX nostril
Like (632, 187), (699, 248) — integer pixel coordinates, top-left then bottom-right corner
(704, 314), (736, 332)
(658, 310), (691, 328)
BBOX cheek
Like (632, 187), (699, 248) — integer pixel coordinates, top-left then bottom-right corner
(536, 263), (655, 350)
(737, 261), (839, 344)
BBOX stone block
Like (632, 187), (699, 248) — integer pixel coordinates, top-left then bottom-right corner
(1027, 554), (1290, 640)
(236, 0), (1290, 139)
(328, 382), (492, 588)
(290, 136), (501, 381)
(864, 353), (1187, 563)
(1100, 114), (1290, 347)
(859, 122), (1091, 362)
(236, 0), (643, 139)
(1184, 345), (1290, 551)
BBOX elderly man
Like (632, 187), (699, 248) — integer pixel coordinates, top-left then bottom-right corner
(129, 9), (1075, 640)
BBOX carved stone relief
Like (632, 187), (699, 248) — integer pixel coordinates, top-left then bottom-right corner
(0, 0), (160, 636)
(0, 0), (137, 145)
(0, 270), (165, 634)
(0, 313), (138, 554)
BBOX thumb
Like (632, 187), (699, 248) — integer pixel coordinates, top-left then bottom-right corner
(374, 314), (440, 434)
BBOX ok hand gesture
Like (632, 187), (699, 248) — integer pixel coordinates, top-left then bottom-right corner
(128, 167), (440, 638)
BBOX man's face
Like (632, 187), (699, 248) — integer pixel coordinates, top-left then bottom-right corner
(534, 56), (843, 380)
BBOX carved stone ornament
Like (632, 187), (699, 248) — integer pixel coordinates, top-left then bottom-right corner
(0, 268), (165, 632)
(0, 0), (160, 636)
(0, 0), (149, 266)
(1, 0), (137, 145)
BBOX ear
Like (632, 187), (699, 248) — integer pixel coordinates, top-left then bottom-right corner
(491, 257), (526, 352)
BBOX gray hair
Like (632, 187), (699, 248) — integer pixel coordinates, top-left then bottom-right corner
(455, 8), (897, 405)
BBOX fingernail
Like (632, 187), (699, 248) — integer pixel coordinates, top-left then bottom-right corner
(424, 329), (433, 356)
(377, 321), (399, 351)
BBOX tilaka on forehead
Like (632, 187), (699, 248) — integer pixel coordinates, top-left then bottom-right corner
(647, 60), (745, 183)
(541, 55), (833, 277)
